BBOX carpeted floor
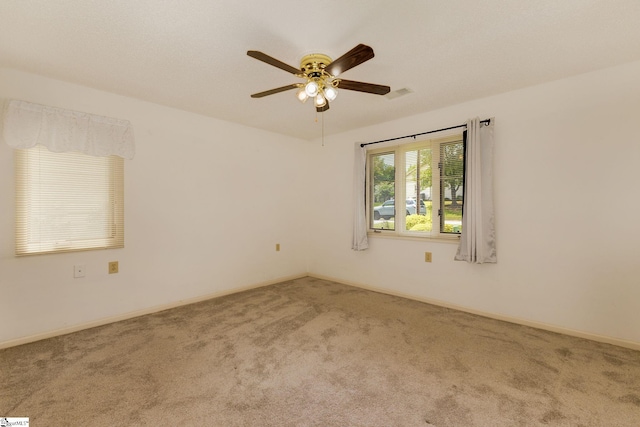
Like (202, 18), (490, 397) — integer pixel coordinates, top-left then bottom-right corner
(2, 277), (640, 426)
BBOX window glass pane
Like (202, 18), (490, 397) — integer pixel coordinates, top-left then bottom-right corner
(370, 152), (395, 230)
(405, 147), (433, 233)
(440, 141), (464, 233)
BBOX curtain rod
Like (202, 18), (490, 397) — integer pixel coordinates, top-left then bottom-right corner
(359, 118), (491, 148)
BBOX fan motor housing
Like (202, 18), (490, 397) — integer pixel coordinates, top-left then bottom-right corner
(300, 53), (332, 77)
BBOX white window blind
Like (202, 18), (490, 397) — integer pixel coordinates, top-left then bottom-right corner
(15, 145), (124, 255)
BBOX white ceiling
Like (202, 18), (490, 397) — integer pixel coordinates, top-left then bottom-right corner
(1, 1), (640, 140)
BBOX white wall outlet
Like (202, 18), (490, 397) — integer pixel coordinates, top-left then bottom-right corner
(74, 265), (86, 278)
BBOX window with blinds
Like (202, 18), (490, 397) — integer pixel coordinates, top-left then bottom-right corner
(15, 145), (124, 255)
(439, 140), (465, 234)
(367, 133), (464, 238)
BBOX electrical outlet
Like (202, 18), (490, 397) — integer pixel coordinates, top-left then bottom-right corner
(276, 243), (280, 252)
(74, 265), (86, 278)
(424, 252), (432, 263)
(108, 261), (119, 274)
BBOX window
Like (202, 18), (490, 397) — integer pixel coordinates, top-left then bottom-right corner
(15, 145), (124, 255)
(367, 133), (465, 238)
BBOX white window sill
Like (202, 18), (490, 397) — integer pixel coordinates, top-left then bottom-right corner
(367, 231), (460, 244)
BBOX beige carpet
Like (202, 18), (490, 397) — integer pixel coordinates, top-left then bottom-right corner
(2, 277), (639, 426)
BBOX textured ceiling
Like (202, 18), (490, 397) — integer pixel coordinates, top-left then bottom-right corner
(1, 1), (640, 140)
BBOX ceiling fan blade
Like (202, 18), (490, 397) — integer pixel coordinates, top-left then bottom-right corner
(247, 51), (301, 75)
(337, 79), (390, 95)
(251, 84), (300, 98)
(324, 44), (375, 77)
(316, 103), (330, 113)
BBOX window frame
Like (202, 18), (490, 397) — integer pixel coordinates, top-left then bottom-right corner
(15, 145), (125, 256)
(366, 133), (465, 241)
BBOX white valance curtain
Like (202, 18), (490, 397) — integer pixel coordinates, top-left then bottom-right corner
(455, 117), (496, 263)
(2, 100), (135, 159)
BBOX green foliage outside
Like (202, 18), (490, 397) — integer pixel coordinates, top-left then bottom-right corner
(406, 214), (431, 231)
(405, 214), (461, 233)
(371, 214), (460, 233)
(410, 223), (431, 232)
(442, 200), (462, 220)
(417, 200), (462, 221)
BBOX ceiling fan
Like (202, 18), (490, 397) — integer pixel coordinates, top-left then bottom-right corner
(247, 44), (391, 112)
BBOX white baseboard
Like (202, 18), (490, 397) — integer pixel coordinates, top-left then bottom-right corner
(5, 272), (639, 352)
(0, 273), (307, 350)
(308, 273), (640, 352)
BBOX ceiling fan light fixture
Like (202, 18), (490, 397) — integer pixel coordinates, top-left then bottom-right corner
(305, 80), (319, 97)
(315, 92), (327, 108)
(296, 87), (309, 103)
(247, 45), (390, 113)
(324, 86), (338, 102)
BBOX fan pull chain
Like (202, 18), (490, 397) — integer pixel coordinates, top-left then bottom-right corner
(322, 111), (325, 146)
(314, 110), (325, 146)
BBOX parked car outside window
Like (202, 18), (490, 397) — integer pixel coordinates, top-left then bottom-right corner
(373, 199), (426, 220)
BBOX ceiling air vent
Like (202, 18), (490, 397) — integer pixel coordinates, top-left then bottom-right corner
(385, 88), (413, 100)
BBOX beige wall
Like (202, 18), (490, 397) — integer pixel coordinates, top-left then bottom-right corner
(2, 60), (640, 348)
(306, 60), (640, 346)
(0, 69), (311, 345)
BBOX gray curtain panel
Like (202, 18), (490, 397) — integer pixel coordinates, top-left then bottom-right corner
(455, 118), (496, 263)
